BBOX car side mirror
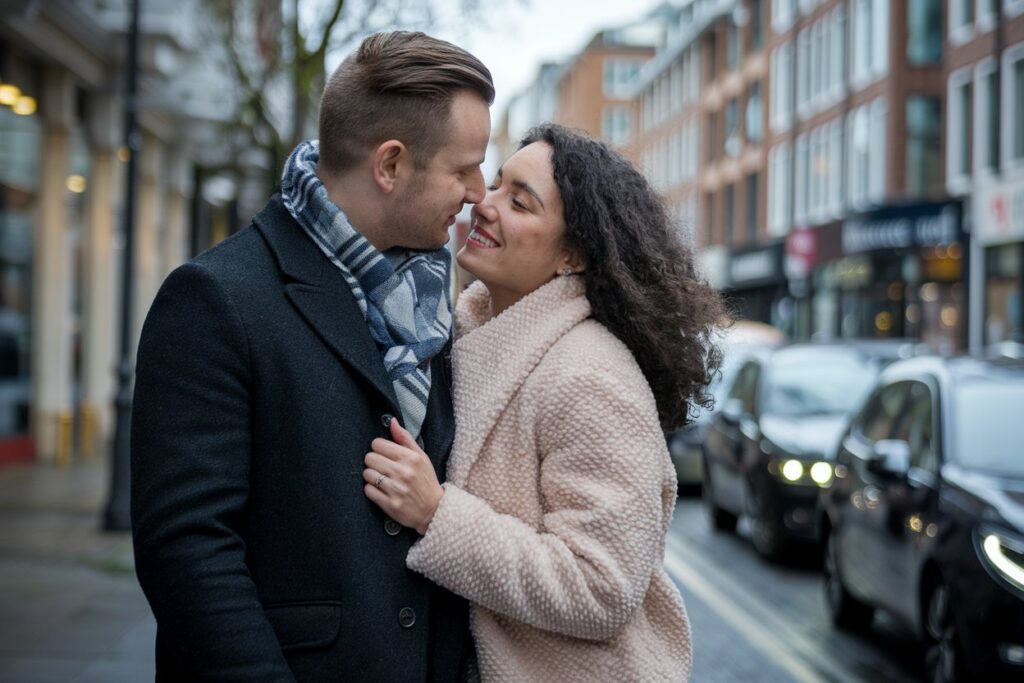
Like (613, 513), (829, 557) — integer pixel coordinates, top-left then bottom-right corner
(868, 439), (911, 479)
(722, 398), (745, 424)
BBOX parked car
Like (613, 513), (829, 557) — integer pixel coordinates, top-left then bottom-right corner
(820, 355), (1024, 682)
(702, 340), (915, 559)
(666, 322), (783, 492)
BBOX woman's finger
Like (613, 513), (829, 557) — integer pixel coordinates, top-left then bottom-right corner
(389, 418), (425, 454)
(370, 437), (418, 462)
(362, 467), (388, 489)
(364, 451), (400, 476)
(363, 482), (390, 509)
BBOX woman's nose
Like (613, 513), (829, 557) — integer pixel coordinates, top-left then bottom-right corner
(472, 196), (498, 223)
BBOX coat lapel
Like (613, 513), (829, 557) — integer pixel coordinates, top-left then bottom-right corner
(255, 196), (401, 415)
(446, 277), (590, 486)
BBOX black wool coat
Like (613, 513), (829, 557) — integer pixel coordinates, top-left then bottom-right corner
(130, 195), (469, 682)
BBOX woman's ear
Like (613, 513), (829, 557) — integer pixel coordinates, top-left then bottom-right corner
(562, 246), (586, 274)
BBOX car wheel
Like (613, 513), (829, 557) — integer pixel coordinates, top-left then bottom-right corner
(703, 461), (737, 533)
(823, 531), (874, 631)
(923, 579), (965, 683)
(747, 482), (788, 561)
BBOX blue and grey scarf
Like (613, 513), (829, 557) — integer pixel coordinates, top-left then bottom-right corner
(280, 140), (452, 440)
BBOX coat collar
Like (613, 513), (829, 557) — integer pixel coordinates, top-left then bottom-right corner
(254, 195), (400, 414)
(446, 276), (590, 485)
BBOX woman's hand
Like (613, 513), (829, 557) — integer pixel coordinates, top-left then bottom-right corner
(363, 417), (444, 535)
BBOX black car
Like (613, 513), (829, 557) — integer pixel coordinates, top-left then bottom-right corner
(820, 356), (1024, 682)
(703, 341), (914, 559)
(667, 333), (780, 492)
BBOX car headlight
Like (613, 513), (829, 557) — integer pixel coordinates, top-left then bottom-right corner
(809, 461), (834, 486)
(980, 530), (1024, 593)
(771, 459), (832, 487)
(781, 459), (803, 481)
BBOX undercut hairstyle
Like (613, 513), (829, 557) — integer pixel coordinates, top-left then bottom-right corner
(318, 31), (494, 174)
(519, 124), (727, 431)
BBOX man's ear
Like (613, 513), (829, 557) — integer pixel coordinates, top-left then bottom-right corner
(371, 139), (407, 193)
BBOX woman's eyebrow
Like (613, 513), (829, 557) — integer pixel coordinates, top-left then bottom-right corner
(496, 168), (545, 209)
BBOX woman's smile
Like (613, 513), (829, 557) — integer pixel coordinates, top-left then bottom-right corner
(466, 224), (501, 248)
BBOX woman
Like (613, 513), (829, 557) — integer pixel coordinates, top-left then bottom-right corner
(363, 124), (724, 681)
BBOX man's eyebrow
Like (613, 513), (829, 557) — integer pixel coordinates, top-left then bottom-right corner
(496, 168), (545, 209)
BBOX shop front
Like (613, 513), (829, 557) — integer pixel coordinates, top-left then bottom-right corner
(829, 200), (965, 353)
(725, 242), (790, 334)
(975, 174), (1024, 346)
(0, 52), (40, 462)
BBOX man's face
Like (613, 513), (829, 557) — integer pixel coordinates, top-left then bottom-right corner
(387, 91), (490, 250)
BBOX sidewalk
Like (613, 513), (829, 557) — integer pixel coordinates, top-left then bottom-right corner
(0, 456), (155, 683)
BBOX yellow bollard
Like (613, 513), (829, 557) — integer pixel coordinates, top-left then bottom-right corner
(56, 411), (73, 467)
(80, 404), (96, 458)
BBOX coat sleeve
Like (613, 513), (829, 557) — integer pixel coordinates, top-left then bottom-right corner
(130, 262), (296, 681)
(406, 366), (670, 642)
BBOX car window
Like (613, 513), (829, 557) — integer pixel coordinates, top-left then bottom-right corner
(892, 381), (937, 473)
(728, 361), (760, 414)
(854, 381), (910, 443)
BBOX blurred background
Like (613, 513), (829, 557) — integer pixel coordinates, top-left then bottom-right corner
(0, 1), (1022, 681)
(0, 0), (1021, 469)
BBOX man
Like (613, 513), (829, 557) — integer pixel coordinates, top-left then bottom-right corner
(130, 32), (492, 681)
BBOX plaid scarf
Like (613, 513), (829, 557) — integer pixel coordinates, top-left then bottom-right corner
(280, 140), (452, 440)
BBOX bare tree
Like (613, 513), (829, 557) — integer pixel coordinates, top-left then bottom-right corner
(206, 0), (489, 191)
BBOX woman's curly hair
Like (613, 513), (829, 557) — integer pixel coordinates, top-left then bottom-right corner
(520, 123), (726, 430)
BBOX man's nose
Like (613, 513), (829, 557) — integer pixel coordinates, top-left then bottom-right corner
(464, 168), (486, 204)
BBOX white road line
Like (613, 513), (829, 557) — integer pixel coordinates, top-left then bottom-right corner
(663, 533), (863, 683)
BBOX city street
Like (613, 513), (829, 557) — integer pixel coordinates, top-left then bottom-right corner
(666, 493), (920, 683)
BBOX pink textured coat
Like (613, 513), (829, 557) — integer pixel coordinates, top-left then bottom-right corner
(407, 276), (692, 682)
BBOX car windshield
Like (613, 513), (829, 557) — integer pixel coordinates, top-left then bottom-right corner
(762, 350), (877, 416)
(952, 383), (1024, 476)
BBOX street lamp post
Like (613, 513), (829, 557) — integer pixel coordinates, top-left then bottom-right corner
(103, 0), (141, 531)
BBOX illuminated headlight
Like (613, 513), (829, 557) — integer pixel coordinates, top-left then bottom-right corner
(810, 462), (833, 486)
(781, 460), (804, 482)
(981, 532), (1024, 592)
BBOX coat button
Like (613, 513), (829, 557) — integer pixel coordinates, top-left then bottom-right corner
(380, 413), (394, 429)
(398, 607), (416, 629)
(384, 518), (402, 536)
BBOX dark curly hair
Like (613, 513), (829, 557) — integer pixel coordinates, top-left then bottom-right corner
(519, 123), (726, 430)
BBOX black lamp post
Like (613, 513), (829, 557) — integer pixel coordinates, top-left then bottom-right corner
(103, 0), (141, 531)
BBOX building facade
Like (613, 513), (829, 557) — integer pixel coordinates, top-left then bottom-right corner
(0, 0), (243, 463)
(946, 0), (1024, 350)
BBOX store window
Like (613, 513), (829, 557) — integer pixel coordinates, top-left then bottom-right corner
(985, 245), (1023, 344)
(0, 68), (40, 444)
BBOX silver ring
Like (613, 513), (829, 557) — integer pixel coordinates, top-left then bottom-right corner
(374, 474), (387, 490)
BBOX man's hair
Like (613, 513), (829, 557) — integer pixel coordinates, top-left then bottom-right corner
(318, 31), (494, 174)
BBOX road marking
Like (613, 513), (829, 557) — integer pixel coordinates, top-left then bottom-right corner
(663, 533), (863, 683)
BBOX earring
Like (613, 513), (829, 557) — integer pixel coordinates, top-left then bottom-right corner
(560, 267), (574, 277)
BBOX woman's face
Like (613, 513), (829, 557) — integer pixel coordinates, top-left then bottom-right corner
(456, 142), (575, 312)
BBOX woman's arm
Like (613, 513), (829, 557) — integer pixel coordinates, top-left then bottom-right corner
(404, 367), (670, 641)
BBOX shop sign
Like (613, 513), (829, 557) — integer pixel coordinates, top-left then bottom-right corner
(842, 201), (962, 254)
(729, 243), (784, 288)
(975, 174), (1024, 246)
(785, 227), (818, 280)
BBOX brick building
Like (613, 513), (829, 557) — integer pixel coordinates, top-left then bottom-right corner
(947, 0), (1024, 349)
